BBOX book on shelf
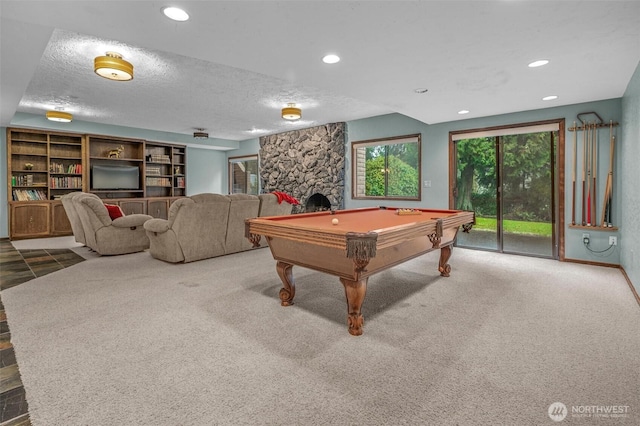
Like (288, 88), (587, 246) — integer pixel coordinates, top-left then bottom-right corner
(12, 188), (47, 201)
(50, 162), (82, 174)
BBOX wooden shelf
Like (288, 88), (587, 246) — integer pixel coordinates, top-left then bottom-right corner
(8, 128), (187, 239)
(569, 224), (619, 231)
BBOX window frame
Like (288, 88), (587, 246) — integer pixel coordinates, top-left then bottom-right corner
(351, 133), (422, 201)
(228, 154), (259, 195)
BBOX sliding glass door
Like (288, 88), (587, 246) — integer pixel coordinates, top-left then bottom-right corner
(453, 125), (558, 258)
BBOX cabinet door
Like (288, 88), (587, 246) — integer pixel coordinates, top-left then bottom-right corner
(51, 201), (73, 235)
(10, 203), (50, 239)
(147, 199), (169, 219)
(118, 199), (146, 215)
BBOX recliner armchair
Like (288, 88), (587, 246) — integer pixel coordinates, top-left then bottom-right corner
(73, 192), (152, 255)
(61, 192), (87, 245)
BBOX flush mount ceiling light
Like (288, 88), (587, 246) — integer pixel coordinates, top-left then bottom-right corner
(322, 54), (340, 64)
(282, 103), (302, 120)
(528, 59), (549, 68)
(193, 128), (209, 139)
(46, 110), (73, 122)
(162, 6), (189, 21)
(94, 52), (134, 81)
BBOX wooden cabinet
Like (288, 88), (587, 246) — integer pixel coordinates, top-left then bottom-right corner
(147, 198), (170, 219)
(51, 201), (72, 235)
(117, 199), (147, 215)
(10, 203), (50, 239)
(7, 128), (187, 239)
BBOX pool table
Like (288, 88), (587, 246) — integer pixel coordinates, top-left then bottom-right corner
(245, 206), (474, 336)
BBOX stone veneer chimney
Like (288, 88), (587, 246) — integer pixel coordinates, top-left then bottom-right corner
(259, 122), (345, 213)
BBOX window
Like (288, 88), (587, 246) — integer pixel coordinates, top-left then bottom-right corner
(229, 155), (258, 194)
(352, 134), (421, 200)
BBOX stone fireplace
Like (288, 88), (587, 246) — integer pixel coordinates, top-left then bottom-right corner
(259, 122), (345, 213)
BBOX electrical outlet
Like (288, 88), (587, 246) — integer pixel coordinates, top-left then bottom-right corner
(609, 236), (617, 246)
(423, 180), (431, 188)
(583, 233), (590, 245)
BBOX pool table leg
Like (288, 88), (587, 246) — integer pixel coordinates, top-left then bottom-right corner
(340, 277), (368, 336)
(438, 245), (453, 277)
(276, 261), (295, 306)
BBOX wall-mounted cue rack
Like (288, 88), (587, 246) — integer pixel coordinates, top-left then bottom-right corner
(568, 111), (619, 231)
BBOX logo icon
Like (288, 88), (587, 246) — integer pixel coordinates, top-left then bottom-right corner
(548, 402), (567, 422)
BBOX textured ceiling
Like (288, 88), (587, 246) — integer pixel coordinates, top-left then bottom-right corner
(1, 1), (639, 147)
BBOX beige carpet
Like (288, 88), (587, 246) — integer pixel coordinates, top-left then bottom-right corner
(2, 246), (639, 425)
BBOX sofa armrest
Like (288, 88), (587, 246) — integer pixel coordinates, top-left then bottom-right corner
(143, 218), (170, 234)
(112, 214), (153, 229)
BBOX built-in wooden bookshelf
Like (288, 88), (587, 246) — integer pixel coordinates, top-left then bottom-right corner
(87, 135), (145, 200)
(172, 146), (186, 197)
(8, 129), (84, 202)
(7, 128), (187, 239)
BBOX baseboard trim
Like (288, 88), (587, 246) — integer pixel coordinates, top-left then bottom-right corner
(562, 257), (620, 268)
(619, 267), (640, 307)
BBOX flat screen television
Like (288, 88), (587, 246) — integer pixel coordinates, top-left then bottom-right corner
(91, 165), (140, 190)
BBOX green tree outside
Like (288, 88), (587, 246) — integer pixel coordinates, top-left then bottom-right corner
(365, 155), (419, 197)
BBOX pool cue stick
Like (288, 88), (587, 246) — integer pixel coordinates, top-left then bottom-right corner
(592, 122), (597, 227)
(586, 123), (592, 226)
(581, 123), (587, 225)
(601, 121), (615, 227)
(571, 122), (577, 225)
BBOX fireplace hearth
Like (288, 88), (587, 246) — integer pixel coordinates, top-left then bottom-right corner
(305, 193), (332, 212)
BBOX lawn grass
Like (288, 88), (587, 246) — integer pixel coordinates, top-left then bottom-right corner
(474, 217), (552, 237)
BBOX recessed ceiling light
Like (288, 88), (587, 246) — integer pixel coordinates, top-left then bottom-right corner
(458, 110), (470, 115)
(414, 88), (428, 94)
(163, 7), (189, 21)
(322, 54), (340, 64)
(528, 59), (549, 68)
(542, 95), (558, 101)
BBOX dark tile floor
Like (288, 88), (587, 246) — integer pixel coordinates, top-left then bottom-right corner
(0, 239), (86, 426)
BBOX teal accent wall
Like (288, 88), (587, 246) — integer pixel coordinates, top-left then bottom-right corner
(346, 99), (623, 265)
(8, 113), (239, 150)
(620, 60), (640, 288)
(186, 147), (226, 195)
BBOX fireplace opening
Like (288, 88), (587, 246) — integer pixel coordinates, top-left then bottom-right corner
(305, 193), (332, 212)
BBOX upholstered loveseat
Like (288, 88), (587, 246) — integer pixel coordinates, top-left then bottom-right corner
(143, 193), (293, 263)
